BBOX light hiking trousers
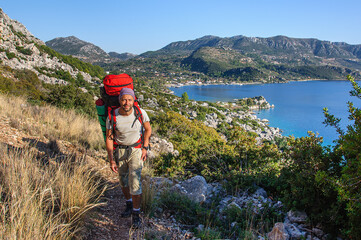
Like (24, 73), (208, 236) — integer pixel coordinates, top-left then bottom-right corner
(116, 147), (143, 195)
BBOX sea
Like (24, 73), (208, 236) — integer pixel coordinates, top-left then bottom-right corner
(169, 80), (361, 146)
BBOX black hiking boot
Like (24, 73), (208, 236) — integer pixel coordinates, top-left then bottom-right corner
(121, 201), (133, 218)
(131, 210), (142, 229)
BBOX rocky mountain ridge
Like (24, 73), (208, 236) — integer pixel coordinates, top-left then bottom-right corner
(141, 35), (361, 79)
(157, 35), (361, 59)
(181, 45), (358, 81)
(46, 36), (111, 62)
(46, 36), (137, 63)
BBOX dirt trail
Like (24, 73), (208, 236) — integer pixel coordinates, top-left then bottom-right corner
(84, 179), (136, 240)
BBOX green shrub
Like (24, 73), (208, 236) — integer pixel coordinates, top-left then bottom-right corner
(5, 51), (17, 60)
(152, 111), (237, 180)
(0, 69), (44, 100)
(16, 46), (33, 55)
(276, 133), (346, 237)
(323, 75), (361, 238)
(222, 203), (283, 239)
(157, 190), (211, 225)
(44, 83), (96, 117)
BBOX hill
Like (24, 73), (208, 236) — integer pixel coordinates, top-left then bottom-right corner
(0, 9), (104, 85)
(0, 8), (105, 116)
(46, 36), (113, 63)
(149, 35), (361, 62)
(46, 36), (137, 63)
(139, 35), (361, 82)
(181, 46), (357, 81)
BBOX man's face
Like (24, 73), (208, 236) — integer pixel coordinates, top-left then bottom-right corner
(120, 94), (134, 112)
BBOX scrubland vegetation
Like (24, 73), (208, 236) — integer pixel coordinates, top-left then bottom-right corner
(0, 66), (360, 239)
(144, 76), (361, 239)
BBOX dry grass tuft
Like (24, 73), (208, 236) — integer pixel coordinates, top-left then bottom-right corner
(141, 176), (157, 217)
(0, 143), (106, 239)
(0, 94), (104, 150)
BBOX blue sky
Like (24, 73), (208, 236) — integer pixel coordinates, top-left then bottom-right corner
(2, 0), (360, 54)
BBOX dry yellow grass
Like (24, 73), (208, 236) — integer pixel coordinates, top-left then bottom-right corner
(0, 94), (104, 150)
(0, 143), (106, 239)
(0, 93), (108, 239)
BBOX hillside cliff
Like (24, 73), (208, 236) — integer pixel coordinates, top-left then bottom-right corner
(0, 9), (102, 84)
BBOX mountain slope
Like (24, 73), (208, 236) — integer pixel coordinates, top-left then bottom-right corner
(154, 35), (361, 59)
(0, 8), (103, 84)
(46, 37), (138, 63)
(181, 46), (358, 81)
(142, 35), (361, 75)
(46, 36), (113, 63)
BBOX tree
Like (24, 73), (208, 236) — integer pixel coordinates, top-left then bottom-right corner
(323, 75), (361, 238)
(181, 92), (189, 102)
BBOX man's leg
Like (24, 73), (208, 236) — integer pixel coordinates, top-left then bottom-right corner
(121, 186), (131, 200)
(120, 186), (133, 217)
(117, 148), (133, 218)
(128, 148), (143, 228)
(132, 194), (141, 210)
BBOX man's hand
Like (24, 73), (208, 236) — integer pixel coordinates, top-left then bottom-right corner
(141, 149), (147, 161)
(109, 160), (118, 173)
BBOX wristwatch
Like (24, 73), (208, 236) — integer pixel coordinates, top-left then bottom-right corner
(143, 146), (150, 150)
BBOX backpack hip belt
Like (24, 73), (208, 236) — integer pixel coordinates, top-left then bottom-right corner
(117, 137), (142, 149)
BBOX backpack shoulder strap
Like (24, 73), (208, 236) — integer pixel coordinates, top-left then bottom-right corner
(131, 105), (144, 128)
(132, 105), (145, 147)
(109, 107), (117, 139)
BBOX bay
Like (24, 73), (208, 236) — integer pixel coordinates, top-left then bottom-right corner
(169, 80), (360, 146)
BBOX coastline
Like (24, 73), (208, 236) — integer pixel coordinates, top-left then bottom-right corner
(167, 80), (354, 146)
(166, 78), (350, 89)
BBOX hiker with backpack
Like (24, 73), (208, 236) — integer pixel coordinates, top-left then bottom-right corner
(105, 87), (152, 229)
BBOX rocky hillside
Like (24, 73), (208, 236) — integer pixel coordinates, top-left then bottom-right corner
(181, 46), (358, 81)
(142, 35), (361, 79)
(154, 35), (361, 61)
(0, 9), (103, 85)
(45, 36), (137, 63)
(46, 36), (112, 63)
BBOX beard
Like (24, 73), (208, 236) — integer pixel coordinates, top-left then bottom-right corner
(122, 103), (133, 112)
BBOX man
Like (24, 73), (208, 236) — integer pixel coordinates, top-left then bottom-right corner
(105, 87), (151, 229)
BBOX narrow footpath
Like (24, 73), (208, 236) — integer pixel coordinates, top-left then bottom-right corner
(84, 179), (142, 240)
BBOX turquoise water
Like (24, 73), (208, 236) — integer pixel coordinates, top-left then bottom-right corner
(170, 80), (360, 146)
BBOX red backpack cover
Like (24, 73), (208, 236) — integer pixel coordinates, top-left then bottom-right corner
(103, 73), (134, 96)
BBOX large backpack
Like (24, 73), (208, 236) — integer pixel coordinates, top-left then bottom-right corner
(95, 73), (144, 149)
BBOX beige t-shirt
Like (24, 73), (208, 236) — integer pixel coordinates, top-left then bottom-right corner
(106, 107), (150, 146)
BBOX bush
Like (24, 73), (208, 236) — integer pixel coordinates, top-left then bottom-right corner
(275, 133), (346, 236)
(16, 46), (33, 55)
(157, 190), (211, 225)
(5, 51), (17, 60)
(151, 111), (237, 180)
(0, 69), (44, 100)
(44, 84), (96, 117)
(323, 75), (361, 238)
